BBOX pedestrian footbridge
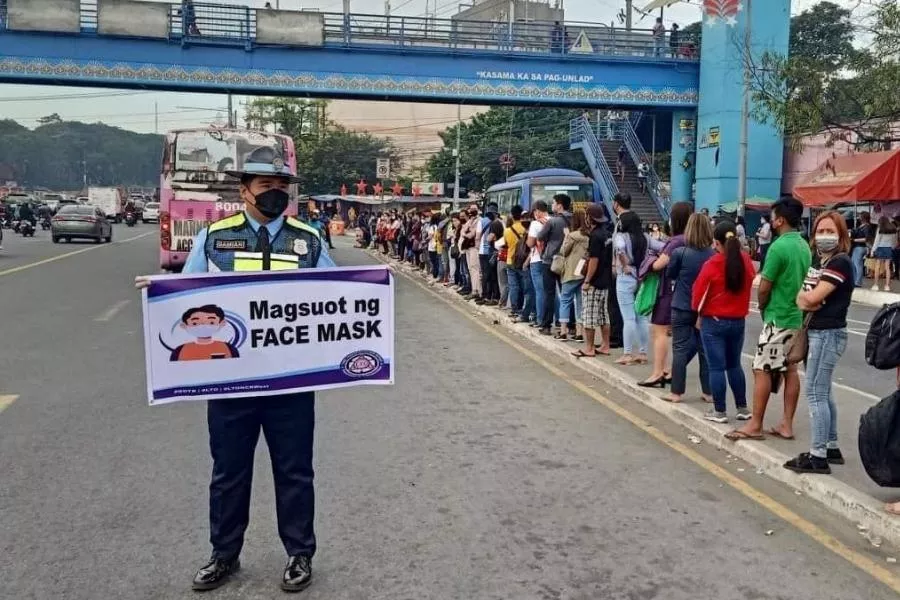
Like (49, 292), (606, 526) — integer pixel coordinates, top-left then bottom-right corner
(0, 0), (700, 107)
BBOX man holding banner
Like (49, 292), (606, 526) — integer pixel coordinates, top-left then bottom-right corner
(136, 147), (336, 593)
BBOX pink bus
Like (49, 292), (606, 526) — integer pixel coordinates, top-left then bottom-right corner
(159, 127), (299, 271)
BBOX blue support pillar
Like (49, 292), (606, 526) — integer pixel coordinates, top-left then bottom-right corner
(694, 0), (790, 214)
(670, 109), (696, 204)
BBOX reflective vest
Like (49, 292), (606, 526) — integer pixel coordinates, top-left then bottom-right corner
(203, 212), (322, 272)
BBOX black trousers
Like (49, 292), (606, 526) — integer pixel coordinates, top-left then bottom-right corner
(208, 392), (316, 560)
(480, 254), (499, 301)
(607, 278), (624, 346)
(540, 266), (559, 328)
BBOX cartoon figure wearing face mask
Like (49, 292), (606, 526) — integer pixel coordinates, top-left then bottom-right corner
(170, 304), (239, 361)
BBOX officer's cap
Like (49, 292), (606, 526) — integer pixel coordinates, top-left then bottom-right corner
(225, 146), (301, 183)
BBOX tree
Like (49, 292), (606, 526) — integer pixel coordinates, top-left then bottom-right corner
(426, 107), (588, 191)
(747, 0), (900, 147)
(244, 98), (326, 142)
(295, 124), (400, 194)
(37, 113), (62, 126)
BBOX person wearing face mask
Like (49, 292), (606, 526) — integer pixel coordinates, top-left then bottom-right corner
(135, 146), (334, 593)
(783, 211), (853, 474)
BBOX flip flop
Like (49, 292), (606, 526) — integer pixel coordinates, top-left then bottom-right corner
(885, 503), (900, 516)
(766, 428), (795, 440)
(724, 430), (766, 441)
(660, 395), (682, 403)
(571, 350), (597, 359)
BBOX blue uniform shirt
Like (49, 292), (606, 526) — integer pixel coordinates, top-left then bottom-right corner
(183, 211), (336, 274)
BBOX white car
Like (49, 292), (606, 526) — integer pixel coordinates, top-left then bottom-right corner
(142, 201), (160, 223)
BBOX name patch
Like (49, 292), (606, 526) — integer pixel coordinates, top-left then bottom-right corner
(214, 239), (249, 251)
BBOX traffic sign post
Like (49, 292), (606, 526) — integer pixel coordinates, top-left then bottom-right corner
(376, 158), (391, 179)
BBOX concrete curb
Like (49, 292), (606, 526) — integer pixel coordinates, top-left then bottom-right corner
(370, 250), (900, 549)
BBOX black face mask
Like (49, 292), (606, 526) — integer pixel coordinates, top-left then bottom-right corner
(252, 189), (289, 219)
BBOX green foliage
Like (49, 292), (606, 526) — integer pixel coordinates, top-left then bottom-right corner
(748, 0), (900, 147)
(0, 119), (162, 189)
(244, 97), (402, 195)
(426, 107), (588, 191)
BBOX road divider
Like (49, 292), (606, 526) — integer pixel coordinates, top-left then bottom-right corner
(0, 231), (156, 279)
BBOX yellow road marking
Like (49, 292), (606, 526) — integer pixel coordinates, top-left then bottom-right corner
(0, 395), (19, 414)
(387, 259), (900, 594)
(0, 231), (155, 278)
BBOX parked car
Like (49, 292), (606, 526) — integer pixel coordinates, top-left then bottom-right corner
(142, 201), (160, 223)
(51, 205), (113, 243)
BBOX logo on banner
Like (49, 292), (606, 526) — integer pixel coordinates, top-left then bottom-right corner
(340, 350), (384, 377)
(160, 304), (248, 362)
(703, 0), (741, 25)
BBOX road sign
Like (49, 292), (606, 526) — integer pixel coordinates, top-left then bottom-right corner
(569, 30), (594, 54)
(376, 158), (390, 179)
(499, 153), (515, 169)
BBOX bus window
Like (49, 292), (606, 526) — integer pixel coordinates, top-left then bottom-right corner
(531, 183), (593, 206)
(490, 187), (522, 215)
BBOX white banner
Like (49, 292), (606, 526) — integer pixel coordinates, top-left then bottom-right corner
(141, 266), (394, 405)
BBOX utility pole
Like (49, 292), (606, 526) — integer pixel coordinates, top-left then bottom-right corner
(227, 94), (234, 127)
(154, 101), (158, 134)
(625, 0), (632, 30)
(651, 113), (656, 167)
(343, 0), (351, 43)
(736, 0), (752, 217)
(453, 104), (461, 205)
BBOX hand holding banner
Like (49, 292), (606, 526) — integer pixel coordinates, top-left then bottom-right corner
(141, 266), (394, 405)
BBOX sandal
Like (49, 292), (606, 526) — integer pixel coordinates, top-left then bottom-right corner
(767, 428), (795, 440)
(660, 395), (682, 403)
(615, 355), (637, 365)
(571, 349), (596, 359)
(554, 332), (568, 341)
(724, 429), (766, 441)
(885, 503), (900, 516)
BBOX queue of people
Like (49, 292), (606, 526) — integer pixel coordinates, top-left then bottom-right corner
(367, 195), (877, 482)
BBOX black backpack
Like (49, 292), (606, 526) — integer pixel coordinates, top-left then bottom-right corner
(511, 226), (530, 270)
(859, 389), (900, 487)
(865, 302), (900, 370)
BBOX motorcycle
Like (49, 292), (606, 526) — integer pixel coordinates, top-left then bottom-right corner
(40, 216), (51, 230)
(19, 220), (35, 237)
(11, 219), (21, 233)
(124, 211), (137, 227)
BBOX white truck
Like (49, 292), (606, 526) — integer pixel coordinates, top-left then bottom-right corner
(87, 187), (124, 223)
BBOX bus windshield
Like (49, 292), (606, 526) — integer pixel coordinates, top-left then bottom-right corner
(171, 129), (287, 176)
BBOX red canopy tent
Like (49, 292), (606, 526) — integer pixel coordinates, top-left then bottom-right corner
(793, 149), (900, 206)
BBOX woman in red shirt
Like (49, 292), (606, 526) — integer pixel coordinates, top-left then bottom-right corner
(692, 219), (757, 426)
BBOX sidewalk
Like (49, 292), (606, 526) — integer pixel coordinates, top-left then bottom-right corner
(372, 250), (900, 549)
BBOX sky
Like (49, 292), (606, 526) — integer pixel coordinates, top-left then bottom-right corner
(0, 0), (828, 134)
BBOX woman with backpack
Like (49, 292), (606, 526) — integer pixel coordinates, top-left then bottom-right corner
(784, 211), (854, 475)
(692, 219), (756, 425)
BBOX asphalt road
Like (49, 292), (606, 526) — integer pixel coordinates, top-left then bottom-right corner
(2, 227), (899, 600)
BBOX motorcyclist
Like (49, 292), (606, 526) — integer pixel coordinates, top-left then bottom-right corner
(18, 201), (36, 227)
(38, 203), (52, 221)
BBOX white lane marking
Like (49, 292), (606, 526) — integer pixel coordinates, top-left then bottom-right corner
(739, 352), (881, 402)
(0, 394), (18, 414)
(94, 300), (131, 322)
(0, 231), (155, 278)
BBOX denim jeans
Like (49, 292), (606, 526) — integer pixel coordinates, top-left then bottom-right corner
(616, 274), (649, 354)
(851, 246), (867, 287)
(530, 262), (546, 323)
(541, 265), (560, 328)
(498, 261), (509, 307)
(670, 308), (710, 396)
(458, 253), (471, 293)
(558, 279), (583, 325)
(521, 265), (536, 321)
(699, 317), (747, 414)
(429, 251), (440, 278)
(806, 328), (848, 458)
(507, 266), (525, 315)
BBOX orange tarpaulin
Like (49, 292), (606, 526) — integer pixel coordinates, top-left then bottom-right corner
(793, 149), (900, 206)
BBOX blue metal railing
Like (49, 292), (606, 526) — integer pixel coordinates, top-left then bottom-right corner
(621, 117), (669, 218)
(2, 1), (701, 62)
(570, 115), (619, 215)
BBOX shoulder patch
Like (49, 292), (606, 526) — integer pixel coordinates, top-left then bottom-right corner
(213, 238), (248, 251)
(209, 213), (247, 233)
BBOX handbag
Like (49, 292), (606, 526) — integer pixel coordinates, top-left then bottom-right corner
(786, 312), (813, 365)
(550, 253), (566, 275)
(634, 271), (661, 316)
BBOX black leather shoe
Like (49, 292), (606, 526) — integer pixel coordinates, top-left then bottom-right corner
(281, 555), (312, 593)
(192, 556), (240, 591)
